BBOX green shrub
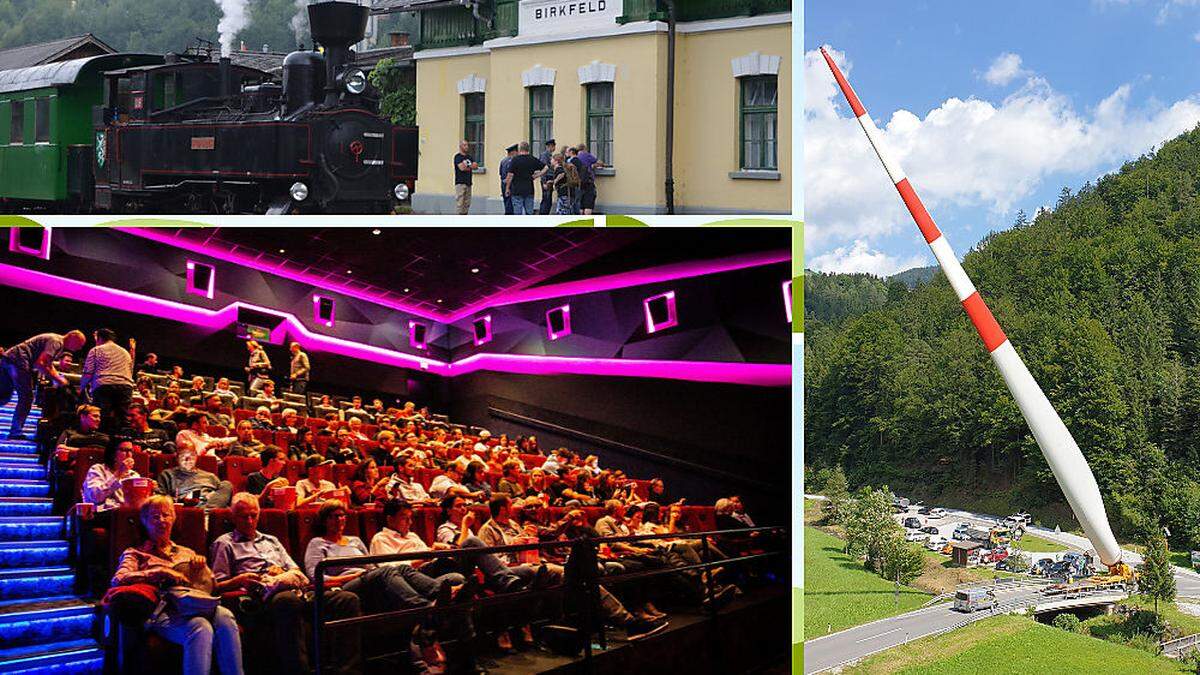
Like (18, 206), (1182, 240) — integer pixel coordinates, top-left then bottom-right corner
(1052, 613), (1081, 632)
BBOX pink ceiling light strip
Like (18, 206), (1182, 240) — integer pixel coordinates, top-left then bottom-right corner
(113, 226), (790, 322)
(0, 262), (790, 387)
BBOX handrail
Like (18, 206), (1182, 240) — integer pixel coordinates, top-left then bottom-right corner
(487, 406), (777, 493)
(310, 524), (786, 674)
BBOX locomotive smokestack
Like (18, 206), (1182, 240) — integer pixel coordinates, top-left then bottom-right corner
(219, 56), (232, 97)
(307, 1), (368, 106)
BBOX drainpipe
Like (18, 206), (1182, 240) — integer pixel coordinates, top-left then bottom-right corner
(664, 0), (676, 214)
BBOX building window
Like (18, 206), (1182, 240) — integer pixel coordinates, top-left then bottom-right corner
(464, 93), (485, 165)
(10, 100), (23, 145)
(529, 85), (553, 151)
(740, 75), (777, 170)
(34, 98), (50, 143)
(586, 82), (613, 166)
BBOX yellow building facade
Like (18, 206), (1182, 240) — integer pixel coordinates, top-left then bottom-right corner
(410, 4), (791, 215)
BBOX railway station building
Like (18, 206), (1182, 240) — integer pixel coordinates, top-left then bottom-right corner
(396, 0), (792, 214)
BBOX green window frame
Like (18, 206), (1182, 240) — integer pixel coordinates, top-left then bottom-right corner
(529, 85), (553, 151)
(739, 75), (778, 171)
(586, 82), (614, 167)
(34, 97), (50, 143)
(464, 93), (485, 166)
(10, 99), (24, 145)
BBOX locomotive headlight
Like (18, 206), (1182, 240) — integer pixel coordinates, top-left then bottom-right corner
(394, 183), (410, 201)
(290, 182), (309, 201)
(345, 69), (367, 95)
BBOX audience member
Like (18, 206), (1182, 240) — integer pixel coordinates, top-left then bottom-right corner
(55, 404), (110, 455)
(201, 394), (233, 428)
(428, 463), (483, 502)
(296, 456), (339, 507)
(289, 427), (318, 461)
(349, 458), (388, 507)
(288, 342), (310, 395)
(155, 446), (234, 508)
(228, 420), (265, 458)
(125, 403), (173, 453)
(244, 447), (289, 507)
(209, 494), (360, 675)
(82, 436), (140, 512)
(111, 495), (244, 675)
(175, 412), (236, 458)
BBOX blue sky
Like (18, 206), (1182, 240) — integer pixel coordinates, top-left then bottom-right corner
(804, 0), (1200, 275)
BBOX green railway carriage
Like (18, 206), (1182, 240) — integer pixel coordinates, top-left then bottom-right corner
(0, 53), (161, 207)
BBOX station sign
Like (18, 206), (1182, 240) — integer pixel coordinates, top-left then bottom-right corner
(519, 0), (624, 37)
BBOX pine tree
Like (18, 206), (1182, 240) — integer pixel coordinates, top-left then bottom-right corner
(1140, 534), (1176, 617)
(823, 465), (849, 524)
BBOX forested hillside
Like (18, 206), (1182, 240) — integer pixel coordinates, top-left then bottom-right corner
(0, 0), (417, 58)
(806, 124), (1200, 550)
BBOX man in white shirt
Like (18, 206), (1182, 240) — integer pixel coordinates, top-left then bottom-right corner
(473, 430), (491, 456)
(428, 463), (483, 502)
(214, 377), (239, 406)
(385, 457), (434, 504)
(174, 411), (237, 457)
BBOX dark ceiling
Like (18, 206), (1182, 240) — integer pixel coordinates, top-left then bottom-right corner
(154, 227), (790, 313)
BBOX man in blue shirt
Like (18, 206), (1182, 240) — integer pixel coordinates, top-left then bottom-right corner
(210, 493), (361, 675)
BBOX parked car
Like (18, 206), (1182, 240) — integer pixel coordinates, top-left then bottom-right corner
(920, 525), (940, 535)
(1030, 558), (1054, 576)
(981, 547), (1010, 564)
(905, 530), (930, 542)
(927, 508), (947, 519)
(1006, 512), (1032, 526)
(926, 536), (948, 551)
(1191, 551), (1200, 570)
(952, 524), (972, 541)
(903, 517), (923, 530)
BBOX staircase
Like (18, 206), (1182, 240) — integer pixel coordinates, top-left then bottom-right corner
(0, 402), (103, 674)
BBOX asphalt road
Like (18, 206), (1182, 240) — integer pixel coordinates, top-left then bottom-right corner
(802, 584), (1046, 673)
(802, 497), (1200, 672)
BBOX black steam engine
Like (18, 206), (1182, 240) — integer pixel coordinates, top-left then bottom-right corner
(92, 1), (417, 214)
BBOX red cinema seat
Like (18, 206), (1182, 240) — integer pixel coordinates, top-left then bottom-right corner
(331, 463), (357, 487)
(252, 429), (274, 445)
(210, 426), (227, 438)
(233, 410), (253, 424)
(173, 507), (207, 555)
(283, 460), (304, 484)
(519, 454), (545, 469)
(315, 436), (334, 454)
(130, 451), (151, 478)
(223, 456), (262, 493)
(417, 468), (442, 490)
(415, 507), (439, 544)
(581, 507), (604, 526)
(306, 418), (326, 433)
(631, 480), (652, 500)
(273, 431), (293, 448)
(359, 507), (386, 546)
(150, 453), (177, 477)
(72, 447), (106, 501)
(196, 455), (219, 475)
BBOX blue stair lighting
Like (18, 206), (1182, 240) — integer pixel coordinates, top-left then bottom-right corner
(0, 403), (103, 674)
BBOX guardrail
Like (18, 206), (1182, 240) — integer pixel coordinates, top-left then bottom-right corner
(310, 525), (787, 675)
(1162, 632), (1200, 657)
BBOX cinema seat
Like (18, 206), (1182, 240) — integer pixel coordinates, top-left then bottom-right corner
(252, 429), (274, 444)
(290, 507), (361, 563)
(223, 456), (262, 493)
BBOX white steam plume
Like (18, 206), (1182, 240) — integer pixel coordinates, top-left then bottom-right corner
(215, 0), (250, 56)
(291, 0), (309, 47)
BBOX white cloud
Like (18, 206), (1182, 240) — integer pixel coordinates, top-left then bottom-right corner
(983, 52), (1027, 86)
(804, 45), (1200, 258)
(807, 240), (928, 277)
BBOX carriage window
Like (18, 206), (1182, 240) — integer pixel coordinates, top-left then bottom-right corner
(10, 100), (23, 144)
(152, 73), (178, 110)
(116, 78), (134, 119)
(34, 98), (50, 143)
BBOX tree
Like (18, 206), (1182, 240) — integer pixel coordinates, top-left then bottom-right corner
(842, 486), (901, 569)
(369, 57), (416, 125)
(879, 536), (925, 586)
(1140, 534), (1177, 617)
(823, 465), (849, 524)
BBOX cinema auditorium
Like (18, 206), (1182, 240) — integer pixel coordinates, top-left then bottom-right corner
(0, 225), (790, 674)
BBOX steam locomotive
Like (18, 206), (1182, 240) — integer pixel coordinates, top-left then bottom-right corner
(0, 1), (417, 214)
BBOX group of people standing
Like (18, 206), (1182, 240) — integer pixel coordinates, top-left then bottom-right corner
(453, 139), (604, 215)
